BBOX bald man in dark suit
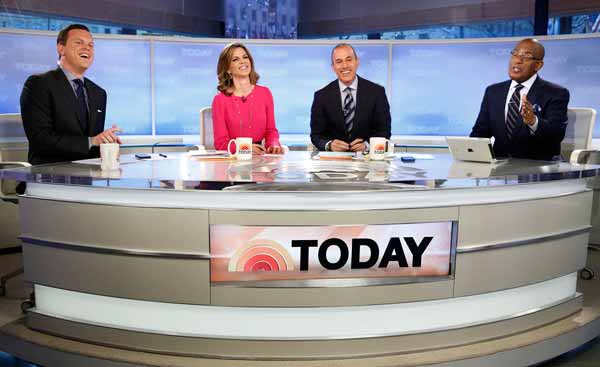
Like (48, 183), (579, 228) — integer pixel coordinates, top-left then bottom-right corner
(470, 38), (569, 161)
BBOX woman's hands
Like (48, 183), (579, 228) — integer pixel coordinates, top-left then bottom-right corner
(252, 144), (284, 154)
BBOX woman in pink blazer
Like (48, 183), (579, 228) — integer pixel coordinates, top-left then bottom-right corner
(212, 43), (282, 154)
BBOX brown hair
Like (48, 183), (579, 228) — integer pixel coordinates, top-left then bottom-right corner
(56, 24), (91, 59)
(57, 24), (90, 45)
(216, 43), (260, 95)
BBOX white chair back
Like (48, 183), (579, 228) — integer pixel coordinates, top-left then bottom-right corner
(570, 149), (600, 164)
(561, 108), (596, 160)
(199, 107), (214, 150)
(0, 113), (26, 139)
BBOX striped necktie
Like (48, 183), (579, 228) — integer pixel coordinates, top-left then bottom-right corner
(343, 87), (355, 134)
(506, 84), (524, 141)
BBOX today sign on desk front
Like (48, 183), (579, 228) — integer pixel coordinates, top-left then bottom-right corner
(210, 222), (454, 283)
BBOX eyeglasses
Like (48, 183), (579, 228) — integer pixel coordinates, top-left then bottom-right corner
(510, 50), (541, 61)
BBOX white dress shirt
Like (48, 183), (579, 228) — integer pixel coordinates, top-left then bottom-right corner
(338, 77), (358, 107)
(338, 77), (369, 151)
(505, 73), (539, 133)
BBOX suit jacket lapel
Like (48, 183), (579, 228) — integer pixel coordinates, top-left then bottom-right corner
(495, 81), (511, 138)
(353, 76), (365, 138)
(85, 79), (98, 136)
(54, 68), (86, 135)
(526, 77), (542, 108)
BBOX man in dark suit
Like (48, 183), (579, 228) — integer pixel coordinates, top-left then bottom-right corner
(470, 38), (569, 161)
(20, 24), (121, 165)
(310, 43), (391, 152)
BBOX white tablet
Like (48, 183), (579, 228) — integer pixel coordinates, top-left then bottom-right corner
(446, 137), (498, 163)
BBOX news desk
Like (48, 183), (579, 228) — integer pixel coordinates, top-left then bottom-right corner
(2, 151), (600, 366)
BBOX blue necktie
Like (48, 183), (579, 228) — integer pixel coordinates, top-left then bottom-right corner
(73, 79), (89, 133)
(506, 84), (524, 141)
(343, 87), (355, 134)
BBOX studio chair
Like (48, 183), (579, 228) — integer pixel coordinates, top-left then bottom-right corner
(571, 148), (600, 280)
(199, 107), (214, 151)
(0, 154), (30, 296)
(561, 108), (596, 161)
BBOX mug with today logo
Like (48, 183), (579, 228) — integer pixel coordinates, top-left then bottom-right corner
(369, 137), (393, 160)
(227, 137), (253, 160)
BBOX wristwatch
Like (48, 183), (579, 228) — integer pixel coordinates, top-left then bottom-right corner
(325, 141), (332, 151)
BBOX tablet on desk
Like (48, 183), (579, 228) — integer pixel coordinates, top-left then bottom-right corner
(446, 137), (503, 164)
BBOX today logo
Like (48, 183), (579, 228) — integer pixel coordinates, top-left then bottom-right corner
(239, 143), (251, 152)
(229, 236), (433, 273)
(374, 143), (386, 154)
(292, 237), (433, 270)
(229, 239), (295, 272)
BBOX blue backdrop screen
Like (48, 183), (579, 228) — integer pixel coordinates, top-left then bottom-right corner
(391, 38), (600, 136)
(153, 43), (387, 134)
(87, 38), (152, 134)
(154, 42), (225, 135)
(1, 33), (600, 137)
(0, 34), (56, 114)
(0, 34), (151, 135)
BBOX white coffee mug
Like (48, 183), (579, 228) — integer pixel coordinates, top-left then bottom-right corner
(369, 137), (391, 160)
(227, 137), (253, 160)
(100, 143), (120, 170)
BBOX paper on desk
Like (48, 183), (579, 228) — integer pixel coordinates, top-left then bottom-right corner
(314, 152), (356, 160)
(187, 150), (229, 157)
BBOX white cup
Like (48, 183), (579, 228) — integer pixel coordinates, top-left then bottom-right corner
(100, 168), (121, 179)
(227, 137), (253, 160)
(386, 140), (395, 157)
(100, 143), (120, 170)
(369, 137), (391, 160)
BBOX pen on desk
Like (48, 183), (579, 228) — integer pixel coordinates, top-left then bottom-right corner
(159, 153), (168, 158)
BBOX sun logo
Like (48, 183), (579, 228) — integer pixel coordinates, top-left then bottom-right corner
(239, 143), (251, 152)
(228, 239), (294, 272)
(374, 143), (386, 153)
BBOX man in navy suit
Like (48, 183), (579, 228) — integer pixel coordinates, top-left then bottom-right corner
(470, 38), (569, 161)
(20, 24), (121, 165)
(310, 43), (391, 152)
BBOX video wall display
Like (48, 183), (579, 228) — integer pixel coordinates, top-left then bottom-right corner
(0, 33), (152, 135)
(391, 37), (600, 136)
(153, 43), (387, 134)
(1, 33), (599, 137)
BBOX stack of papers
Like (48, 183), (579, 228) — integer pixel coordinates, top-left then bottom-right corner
(187, 150), (229, 157)
(315, 152), (356, 160)
(188, 150), (231, 160)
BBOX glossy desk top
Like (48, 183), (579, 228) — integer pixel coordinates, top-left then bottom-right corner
(2, 151), (599, 191)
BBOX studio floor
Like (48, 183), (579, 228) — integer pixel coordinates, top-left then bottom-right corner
(1, 249), (600, 367)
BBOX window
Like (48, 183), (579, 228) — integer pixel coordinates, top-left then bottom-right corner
(548, 13), (600, 35)
(0, 11), (196, 37)
(322, 19), (535, 40)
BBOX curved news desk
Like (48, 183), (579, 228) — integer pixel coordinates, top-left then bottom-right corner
(2, 151), (600, 366)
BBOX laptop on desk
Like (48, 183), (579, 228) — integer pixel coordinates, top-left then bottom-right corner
(446, 137), (505, 164)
